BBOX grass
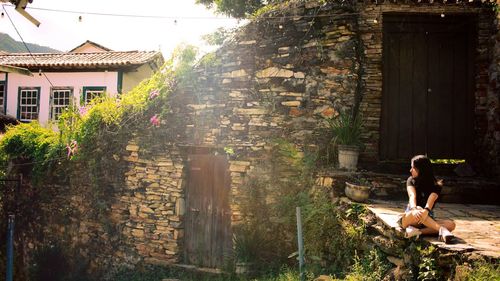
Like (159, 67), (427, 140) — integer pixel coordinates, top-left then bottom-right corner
(109, 265), (305, 281)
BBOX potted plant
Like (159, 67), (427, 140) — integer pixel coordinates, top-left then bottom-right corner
(327, 110), (363, 170)
(233, 226), (259, 274)
(345, 176), (371, 202)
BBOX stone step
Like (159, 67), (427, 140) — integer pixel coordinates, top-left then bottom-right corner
(367, 199), (500, 259)
(317, 170), (500, 205)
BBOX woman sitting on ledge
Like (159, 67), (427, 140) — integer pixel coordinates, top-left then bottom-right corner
(400, 155), (456, 243)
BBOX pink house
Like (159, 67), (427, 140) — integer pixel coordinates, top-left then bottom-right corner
(0, 41), (163, 125)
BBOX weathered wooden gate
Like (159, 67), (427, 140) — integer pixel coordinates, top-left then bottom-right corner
(184, 152), (232, 268)
(380, 14), (476, 161)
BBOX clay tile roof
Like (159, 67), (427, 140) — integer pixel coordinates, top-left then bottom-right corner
(0, 51), (163, 70)
(69, 40), (112, 53)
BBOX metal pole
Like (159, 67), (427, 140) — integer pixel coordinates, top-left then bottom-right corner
(296, 207), (305, 281)
(6, 214), (15, 281)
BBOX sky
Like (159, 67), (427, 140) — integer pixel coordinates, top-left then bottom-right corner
(0, 0), (240, 56)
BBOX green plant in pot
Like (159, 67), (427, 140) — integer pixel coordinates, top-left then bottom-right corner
(233, 225), (260, 274)
(345, 175), (371, 202)
(327, 110), (363, 170)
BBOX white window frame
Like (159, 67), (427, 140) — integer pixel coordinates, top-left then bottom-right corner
(50, 87), (73, 121)
(83, 86), (106, 105)
(0, 81), (5, 114)
(18, 87), (40, 122)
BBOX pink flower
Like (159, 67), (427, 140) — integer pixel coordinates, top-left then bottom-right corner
(149, 89), (160, 100)
(150, 114), (160, 127)
(66, 140), (78, 159)
(79, 106), (88, 116)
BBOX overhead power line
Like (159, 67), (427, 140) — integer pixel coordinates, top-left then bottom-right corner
(2, 4), (55, 87)
(3, 3), (361, 20)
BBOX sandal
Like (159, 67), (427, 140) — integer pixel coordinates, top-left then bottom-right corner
(439, 227), (454, 244)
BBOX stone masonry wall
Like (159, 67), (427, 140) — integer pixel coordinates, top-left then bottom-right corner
(170, 0), (500, 230)
(22, 139), (186, 276)
(170, 1), (362, 224)
(18, 0), (499, 276)
(173, 0), (500, 175)
(114, 141), (185, 266)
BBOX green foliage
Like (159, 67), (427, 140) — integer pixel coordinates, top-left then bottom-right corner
(464, 261), (500, 281)
(303, 199), (368, 276)
(430, 159), (466, 165)
(109, 264), (312, 281)
(343, 249), (391, 281)
(57, 67), (171, 154)
(325, 110), (362, 147)
(251, 2), (285, 19)
(171, 43), (199, 88)
(196, 0), (268, 18)
(236, 139), (377, 278)
(202, 27), (233, 46)
(0, 122), (64, 177)
(233, 224), (268, 263)
(417, 245), (439, 281)
(199, 52), (222, 70)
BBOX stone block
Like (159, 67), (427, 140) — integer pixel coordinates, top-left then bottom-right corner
(256, 67), (294, 78)
(281, 101), (301, 107)
(386, 256), (404, 267)
(234, 108), (268, 115)
(222, 69), (248, 78)
(126, 144), (140, 152)
(140, 205), (155, 214)
(131, 229), (144, 238)
(230, 164), (248, 172)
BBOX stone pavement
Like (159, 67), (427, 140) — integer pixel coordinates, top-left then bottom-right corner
(367, 200), (500, 258)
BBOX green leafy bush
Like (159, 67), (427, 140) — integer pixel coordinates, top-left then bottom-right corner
(343, 249), (391, 281)
(0, 122), (63, 177)
(417, 245), (439, 281)
(463, 261), (500, 281)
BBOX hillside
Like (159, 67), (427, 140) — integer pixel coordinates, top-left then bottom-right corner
(0, 32), (61, 53)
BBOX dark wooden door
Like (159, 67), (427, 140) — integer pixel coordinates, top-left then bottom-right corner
(184, 154), (232, 268)
(380, 14), (475, 161)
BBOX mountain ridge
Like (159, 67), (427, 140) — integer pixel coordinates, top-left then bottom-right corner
(0, 32), (61, 53)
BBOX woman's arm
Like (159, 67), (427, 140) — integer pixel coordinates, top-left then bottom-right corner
(425, 192), (439, 210)
(418, 192), (439, 224)
(406, 185), (418, 209)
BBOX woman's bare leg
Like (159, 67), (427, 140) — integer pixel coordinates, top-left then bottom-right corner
(402, 210), (455, 233)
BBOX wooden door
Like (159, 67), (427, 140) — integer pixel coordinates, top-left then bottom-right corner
(184, 154), (232, 268)
(380, 14), (475, 161)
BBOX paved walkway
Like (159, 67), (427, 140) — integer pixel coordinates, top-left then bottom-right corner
(367, 200), (500, 258)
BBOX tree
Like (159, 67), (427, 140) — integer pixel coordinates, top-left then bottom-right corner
(196, 0), (269, 18)
(202, 27), (233, 46)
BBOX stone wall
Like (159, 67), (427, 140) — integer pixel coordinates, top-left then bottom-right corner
(115, 141), (185, 266)
(172, 0), (499, 175)
(12, 0), (499, 277)
(16, 138), (186, 277)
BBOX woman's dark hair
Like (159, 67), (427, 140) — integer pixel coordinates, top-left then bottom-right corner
(411, 155), (439, 187)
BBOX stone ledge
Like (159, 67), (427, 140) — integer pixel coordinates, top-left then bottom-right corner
(367, 199), (500, 259)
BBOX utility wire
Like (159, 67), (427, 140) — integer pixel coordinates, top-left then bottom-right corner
(8, 3), (361, 20)
(2, 5), (55, 87)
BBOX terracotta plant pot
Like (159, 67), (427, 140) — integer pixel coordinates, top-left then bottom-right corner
(338, 145), (360, 171)
(345, 181), (370, 202)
